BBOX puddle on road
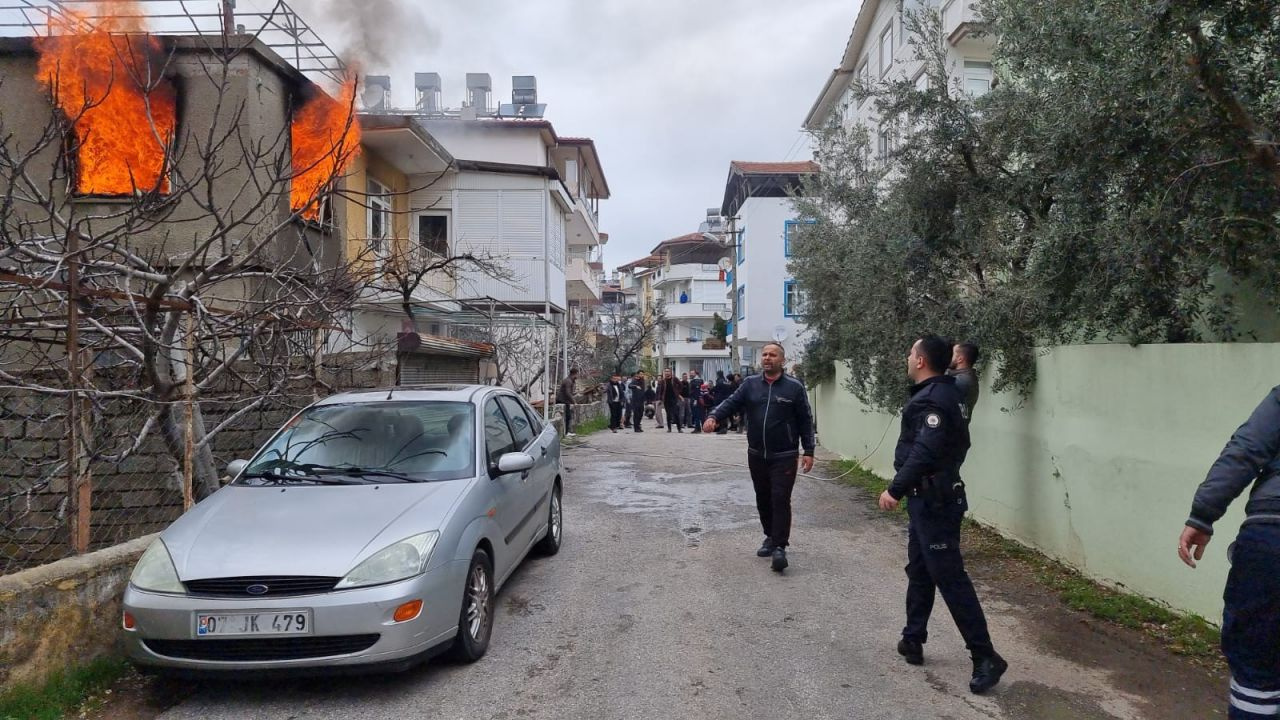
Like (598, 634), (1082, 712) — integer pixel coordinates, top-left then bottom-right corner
(577, 460), (758, 544)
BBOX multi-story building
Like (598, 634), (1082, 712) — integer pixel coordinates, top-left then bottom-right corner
(616, 255), (661, 369)
(351, 73), (611, 395)
(802, 0), (994, 141)
(648, 234), (732, 378)
(720, 161), (819, 373)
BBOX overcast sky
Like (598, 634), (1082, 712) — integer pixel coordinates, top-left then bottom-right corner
(287, 0), (854, 272)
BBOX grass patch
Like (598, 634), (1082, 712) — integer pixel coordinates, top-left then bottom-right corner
(830, 459), (907, 514)
(0, 656), (130, 720)
(826, 458), (1222, 667)
(569, 416), (610, 437)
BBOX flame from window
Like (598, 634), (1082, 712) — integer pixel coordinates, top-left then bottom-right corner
(34, 1), (176, 195)
(291, 75), (361, 221)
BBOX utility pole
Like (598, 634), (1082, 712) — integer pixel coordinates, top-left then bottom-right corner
(727, 214), (739, 373)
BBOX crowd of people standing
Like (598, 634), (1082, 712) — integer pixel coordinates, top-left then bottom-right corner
(603, 368), (747, 434)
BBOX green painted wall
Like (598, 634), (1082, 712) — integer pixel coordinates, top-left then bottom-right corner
(811, 343), (1279, 621)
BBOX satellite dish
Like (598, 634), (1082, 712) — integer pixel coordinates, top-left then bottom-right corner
(772, 325), (788, 342)
(717, 257), (732, 271)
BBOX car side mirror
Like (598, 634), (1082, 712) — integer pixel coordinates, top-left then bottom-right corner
(493, 452), (534, 476)
(226, 459), (249, 478)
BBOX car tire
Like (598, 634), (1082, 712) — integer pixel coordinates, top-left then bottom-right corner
(534, 484), (562, 556)
(449, 548), (494, 663)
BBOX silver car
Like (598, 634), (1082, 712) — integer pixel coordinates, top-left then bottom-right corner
(121, 385), (563, 673)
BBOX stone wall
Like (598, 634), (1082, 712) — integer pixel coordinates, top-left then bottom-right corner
(0, 533), (153, 691)
(0, 361), (392, 574)
(551, 400), (607, 435)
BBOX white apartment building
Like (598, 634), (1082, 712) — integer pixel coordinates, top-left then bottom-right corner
(347, 73), (610, 395)
(720, 161), (819, 373)
(803, 0), (993, 141)
(649, 234), (732, 378)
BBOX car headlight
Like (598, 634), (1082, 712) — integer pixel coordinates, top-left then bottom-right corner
(335, 531), (439, 590)
(130, 539), (184, 594)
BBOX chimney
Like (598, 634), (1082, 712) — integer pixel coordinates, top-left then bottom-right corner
(415, 72), (442, 113)
(512, 75), (537, 105)
(362, 75), (391, 112)
(465, 73), (492, 115)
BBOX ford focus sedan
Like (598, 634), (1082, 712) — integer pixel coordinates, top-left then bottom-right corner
(121, 385), (562, 673)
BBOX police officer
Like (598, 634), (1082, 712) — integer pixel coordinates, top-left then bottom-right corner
(877, 335), (1007, 694)
(704, 343), (815, 572)
(1179, 386), (1280, 719)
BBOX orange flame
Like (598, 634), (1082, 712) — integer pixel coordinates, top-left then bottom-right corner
(291, 75), (361, 220)
(34, 1), (176, 195)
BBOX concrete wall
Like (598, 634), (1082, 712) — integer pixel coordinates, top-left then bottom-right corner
(0, 533), (153, 692)
(811, 343), (1277, 621)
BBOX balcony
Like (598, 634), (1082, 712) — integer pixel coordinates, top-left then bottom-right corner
(567, 257), (602, 303)
(942, 0), (987, 47)
(652, 263), (722, 287)
(664, 301), (729, 320)
(661, 339), (730, 359)
(566, 196), (600, 248)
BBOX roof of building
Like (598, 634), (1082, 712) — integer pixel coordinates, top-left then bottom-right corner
(720, 160), (818, 217)
(616, 255), (661, 272)
(730, 160), (820, 175)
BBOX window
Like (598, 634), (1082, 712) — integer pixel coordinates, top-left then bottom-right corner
(737, 285), (746, 321)
(520, 398), (545, 434)
(483, 399), (518, 467)
(784, 280), (808, 318)
(963, 60), (993, 97)
(689, 359), (704, 376)
(497, 395), (536, 449)
(737, 227), (746, 264)
(367, 179), (391, 257)
(879, 24), (894, 77)
(417, 213), (448, 257)
(856, 60), (870, 107)
(784, 219), (815, 257)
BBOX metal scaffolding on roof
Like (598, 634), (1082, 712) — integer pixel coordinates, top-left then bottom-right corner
(0, 0), (347, 84)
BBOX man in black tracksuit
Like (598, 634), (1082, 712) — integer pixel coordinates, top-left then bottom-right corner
(704, 343), (815, 572)
(878, 335), (1007, 695)
(658, 368), (684, 433)
(1180, 386), (1280, 719)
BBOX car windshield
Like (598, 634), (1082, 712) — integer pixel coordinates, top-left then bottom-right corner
(238, 401), (476, 485)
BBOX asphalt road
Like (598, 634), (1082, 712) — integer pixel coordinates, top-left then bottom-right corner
(157, 427), (1207, 720)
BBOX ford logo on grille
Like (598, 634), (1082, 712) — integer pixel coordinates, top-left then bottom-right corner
(245, 584), (269, 596)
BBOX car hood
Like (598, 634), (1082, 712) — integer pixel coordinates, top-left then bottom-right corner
(162, 480), (473, 580)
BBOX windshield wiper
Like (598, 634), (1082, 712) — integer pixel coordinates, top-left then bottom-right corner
(240, 469), (358, 485)
(295, 464), (423, 483)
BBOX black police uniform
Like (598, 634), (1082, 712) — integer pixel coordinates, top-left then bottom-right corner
(887, 375), (997, 662)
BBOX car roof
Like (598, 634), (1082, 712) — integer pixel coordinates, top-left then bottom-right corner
(311, 384), (517, 407)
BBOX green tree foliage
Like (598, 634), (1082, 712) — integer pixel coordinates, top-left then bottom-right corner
(791, 1), (1280, 411)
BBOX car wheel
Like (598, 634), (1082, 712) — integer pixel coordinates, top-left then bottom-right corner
(534, 484), (562, 556)
(449, 548), (494, 663)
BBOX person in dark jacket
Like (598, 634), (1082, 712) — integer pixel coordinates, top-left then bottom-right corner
(627, 372), (647, 432)
(1180, 386), (1280, 719)
(606, 373), (625, 433)
(878, 335), (1006, 695)
(657, 368), (684, 432)
(704, 343), (815, 572)
(556, 368), (578, 437)
(947, 342), (980, 422)
(713, 371), (733, 435)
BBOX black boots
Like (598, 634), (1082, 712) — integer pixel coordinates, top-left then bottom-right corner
(756, 539), (774, 557)
(771, 547), (788, 572)
(897, 638), (924, 666)
(969, 653), (1008, 694)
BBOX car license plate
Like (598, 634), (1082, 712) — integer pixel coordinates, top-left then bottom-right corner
(196, 610), (311, 637)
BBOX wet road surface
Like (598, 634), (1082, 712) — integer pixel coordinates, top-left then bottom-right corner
(156, 428), (1218, 720)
